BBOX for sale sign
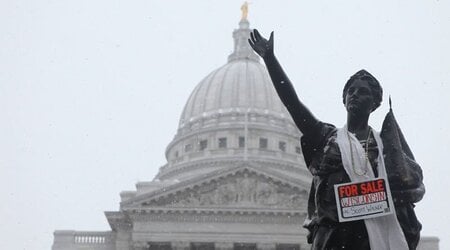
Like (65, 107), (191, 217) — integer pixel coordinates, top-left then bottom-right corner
(334, 178), (394, 222)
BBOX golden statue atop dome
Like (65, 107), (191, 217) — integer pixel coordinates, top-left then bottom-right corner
(241, 1), (249, 20)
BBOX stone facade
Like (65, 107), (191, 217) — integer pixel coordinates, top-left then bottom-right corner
(52, 17), (439, 250)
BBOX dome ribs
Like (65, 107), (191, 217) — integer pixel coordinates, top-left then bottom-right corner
(216, 62), (237, 111)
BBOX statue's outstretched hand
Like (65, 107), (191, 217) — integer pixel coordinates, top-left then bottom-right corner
(248, 29), (274, 59)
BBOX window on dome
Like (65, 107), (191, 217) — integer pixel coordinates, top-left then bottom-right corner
(279, 141), (286, 152)
(174, 151), (179, 158)
(295, 146), (302, 154)
(185, 144), (193, 152)
(218, 137), (227, 148)
(239, 136), (245, 148)
(259, 138), (268, 149)
(199, 140), (208, 151)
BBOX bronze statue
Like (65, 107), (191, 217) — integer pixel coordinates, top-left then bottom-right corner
(249, 29), (424, 250)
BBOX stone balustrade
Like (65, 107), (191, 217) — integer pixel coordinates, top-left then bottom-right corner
(52, 230), (115, 250)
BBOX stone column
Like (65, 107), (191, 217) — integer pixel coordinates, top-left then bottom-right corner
(172, 241), (190, 250)
(215, 242), (234, 250)
(257, 243), (276, 250)
(132, 241), (149, 250)
(116, 230), (132, 250)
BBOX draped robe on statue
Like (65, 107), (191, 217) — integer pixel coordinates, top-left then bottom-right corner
(302, 109), (424, 250)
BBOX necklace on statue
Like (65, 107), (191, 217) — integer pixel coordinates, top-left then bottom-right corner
(347, 128), (372, 176)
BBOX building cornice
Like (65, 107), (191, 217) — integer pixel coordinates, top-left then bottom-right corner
(122, 165), (311, 208)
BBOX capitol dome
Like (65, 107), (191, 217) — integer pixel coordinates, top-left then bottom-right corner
(156, 19), (308, 182)
(179, 59), (290, 129)
(179, 48), (291, 130)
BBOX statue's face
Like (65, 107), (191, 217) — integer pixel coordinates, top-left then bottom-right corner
(344, 79), (375, 115)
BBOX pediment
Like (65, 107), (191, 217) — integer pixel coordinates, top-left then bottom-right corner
(123, 166), (309, 211)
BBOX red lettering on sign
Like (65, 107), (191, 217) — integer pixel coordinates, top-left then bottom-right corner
(338, 184), (359, 197)
(360, 180), (385, 195)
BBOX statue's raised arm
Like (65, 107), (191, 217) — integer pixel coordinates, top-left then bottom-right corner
(248, 29), (319, 136)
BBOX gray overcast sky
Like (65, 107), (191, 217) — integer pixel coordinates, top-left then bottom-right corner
(1, 1), (449, 249)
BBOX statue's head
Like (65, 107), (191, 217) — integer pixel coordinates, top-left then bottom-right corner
(342, 69), (383, 114)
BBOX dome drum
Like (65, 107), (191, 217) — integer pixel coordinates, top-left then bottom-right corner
(177, 108), (298, 136)
(166, 125), (302, 161)
(159, 124), (304, 181)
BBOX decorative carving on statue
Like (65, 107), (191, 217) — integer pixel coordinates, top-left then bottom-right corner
(146, 171), (307, 209)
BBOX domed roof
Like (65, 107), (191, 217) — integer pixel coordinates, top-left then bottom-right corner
(178, 20), (290, 130)
(179, 60), (290, 128)
(157, 19), (305, 181)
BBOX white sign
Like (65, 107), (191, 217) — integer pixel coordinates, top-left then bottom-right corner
(334, 178), (394, 222)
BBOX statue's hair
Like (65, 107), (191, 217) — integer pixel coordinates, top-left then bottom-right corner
(342, 69), (383, 111)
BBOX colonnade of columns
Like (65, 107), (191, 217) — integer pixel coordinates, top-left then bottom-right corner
(132, 242), (300, 250)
